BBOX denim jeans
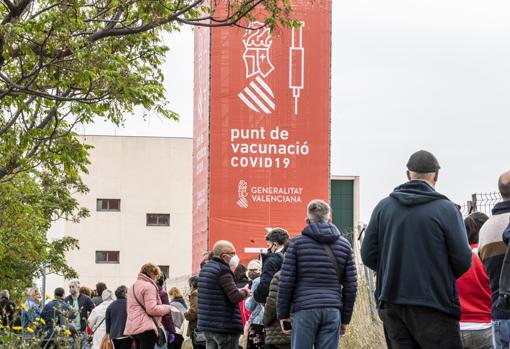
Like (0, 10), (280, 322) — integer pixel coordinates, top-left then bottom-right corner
(493, 320), (510, 349)
(204, 332), (240, 349)
(291, 308), (341, 349)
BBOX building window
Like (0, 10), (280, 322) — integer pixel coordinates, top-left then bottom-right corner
(159, 265), (169, 279)
(97, 199), (121, 212)
(146, 214), (170, 226)
(95, 251), (120, 264)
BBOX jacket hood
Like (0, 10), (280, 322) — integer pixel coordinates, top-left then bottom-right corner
(302, 223), (341, 243)
(492, 200), (510, 215)
(390, 180), (449, 207)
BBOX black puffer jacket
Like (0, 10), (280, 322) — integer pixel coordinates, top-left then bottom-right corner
(263, 271), (290, 345)
(197, 258), (246, 334)
(253, 252), (284, 304)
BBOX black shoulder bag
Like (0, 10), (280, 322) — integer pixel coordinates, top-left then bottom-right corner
(132, 286), (167, 346)
(322, 244), (343, 283)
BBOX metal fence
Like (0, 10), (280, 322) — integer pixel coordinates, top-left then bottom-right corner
(460, 192), (502, 217)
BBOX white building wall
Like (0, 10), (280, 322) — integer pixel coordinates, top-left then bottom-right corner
(46, 136), (193, 294)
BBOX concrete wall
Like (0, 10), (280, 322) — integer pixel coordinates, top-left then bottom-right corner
(45, 136), (193, 294)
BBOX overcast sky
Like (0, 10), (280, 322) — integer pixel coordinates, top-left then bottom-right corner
(83, 0), (510, 222)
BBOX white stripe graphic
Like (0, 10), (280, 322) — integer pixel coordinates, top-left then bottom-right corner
(249, 81), (275, 110)
(244, 86), (271, 114)
(255, 76), (274, 98)
(238, 92), (259, 112)
(237, 197), (248, 208)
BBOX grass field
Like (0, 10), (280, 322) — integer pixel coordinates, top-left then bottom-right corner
(342, 280), (387, 349)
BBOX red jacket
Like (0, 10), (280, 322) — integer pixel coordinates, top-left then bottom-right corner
(456, 244), (492, 323)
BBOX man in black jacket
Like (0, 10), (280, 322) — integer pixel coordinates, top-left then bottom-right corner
(197, 240), (250, 349)
(361, 150), (472, 349)
(64, 279), (94, 334)
(253, 228), (289, 304)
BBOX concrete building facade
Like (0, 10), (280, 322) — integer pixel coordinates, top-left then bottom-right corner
(46, 135), (193, 293)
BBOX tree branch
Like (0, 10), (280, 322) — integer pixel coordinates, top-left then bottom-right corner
(2, 0), (32, 24)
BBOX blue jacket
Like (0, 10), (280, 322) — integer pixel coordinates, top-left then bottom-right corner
(21, 300), (41, 329)
(40, 299), (75, 335)
(197, 258), (246, 334)
(246, 278), (264, 325)
(253, 251), (284, 304)
(361, 180), (472, 318)
(105, 299), (127, 340)
(277, 223), (358, 324)
(502, 216), (510, 244)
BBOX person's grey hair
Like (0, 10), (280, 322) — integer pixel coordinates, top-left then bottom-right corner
(27, 287), (39, 298)
(101, 289), (114, 302)
(0, 290), (10, 299)
(307, 199), (331, 223)
(408, 171), (436, 181)
(68, 278), (80, 287)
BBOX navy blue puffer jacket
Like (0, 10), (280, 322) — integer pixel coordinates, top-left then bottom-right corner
(277, 223), (358, 324)
(197, 258), (244, 334)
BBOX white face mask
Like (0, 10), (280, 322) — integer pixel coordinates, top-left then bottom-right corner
(229, 254), (240, 268)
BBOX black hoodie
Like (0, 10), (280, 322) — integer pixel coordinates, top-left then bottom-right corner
(361, 180), (472, 318)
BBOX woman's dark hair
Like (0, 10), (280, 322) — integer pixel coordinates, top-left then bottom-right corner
(157, 273), (167, 287)
(188, 275), (198, 289)
(464, 212), (489, 244)
(233, 264), (248, 283)
(115, 285), (128, 299)
(188, 276), (198, 289)
(95, 282), (107, 297)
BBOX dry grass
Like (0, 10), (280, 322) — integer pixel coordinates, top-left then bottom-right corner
(342, 280), (387, 349)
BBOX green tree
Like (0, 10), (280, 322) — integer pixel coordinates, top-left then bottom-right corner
(0, 0), (296, 293)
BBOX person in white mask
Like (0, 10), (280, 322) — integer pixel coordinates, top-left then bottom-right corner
(197, 240), (251, 349)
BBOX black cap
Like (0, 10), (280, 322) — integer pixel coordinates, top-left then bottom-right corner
(406, 150), (440, 173)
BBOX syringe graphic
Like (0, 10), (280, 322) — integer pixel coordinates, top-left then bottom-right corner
(289, 22), (304, 115)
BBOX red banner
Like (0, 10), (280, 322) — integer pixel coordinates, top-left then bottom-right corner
(193, 1), (331, 269)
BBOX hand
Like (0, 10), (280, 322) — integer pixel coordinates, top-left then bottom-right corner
(168, 333), (175, 343)
(340, 324), (347, 336)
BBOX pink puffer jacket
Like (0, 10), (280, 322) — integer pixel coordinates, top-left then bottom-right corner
(124, 273), (171, 336)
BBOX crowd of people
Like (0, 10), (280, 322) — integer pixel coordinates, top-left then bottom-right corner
(0, 272), (195, 349)
(1, 150), (510, 349)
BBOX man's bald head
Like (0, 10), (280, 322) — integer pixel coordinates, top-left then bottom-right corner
(212, 240), (236, 258)
(499, 171), (510, 201)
